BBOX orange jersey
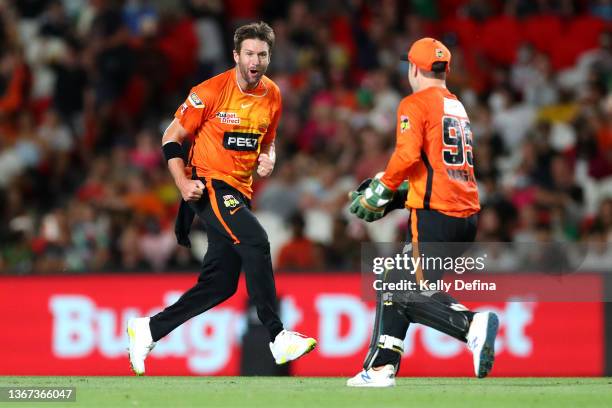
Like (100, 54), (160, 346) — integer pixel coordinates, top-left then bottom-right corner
(175, 67), (282, 198)
(380, 86), (480, 217)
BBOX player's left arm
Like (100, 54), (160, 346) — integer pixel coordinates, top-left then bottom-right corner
(257, 92), (282, 177)
(380, 101), (424, 188)
(350, 100), (424, 222)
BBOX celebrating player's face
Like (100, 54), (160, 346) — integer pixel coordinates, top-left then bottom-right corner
(234, 39), (270, 89)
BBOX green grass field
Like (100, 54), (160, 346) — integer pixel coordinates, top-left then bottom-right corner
(1, 377), (611, 408)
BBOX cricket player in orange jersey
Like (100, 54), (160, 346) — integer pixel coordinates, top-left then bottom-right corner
(127, 22), (316, 375)
(347, 38), (499, 387)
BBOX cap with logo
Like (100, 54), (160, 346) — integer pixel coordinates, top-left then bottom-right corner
(400, 37), (451, 73)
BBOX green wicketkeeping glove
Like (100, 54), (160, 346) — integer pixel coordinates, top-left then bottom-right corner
(352, 179), (408, 209)
(349, 178), (395, 222)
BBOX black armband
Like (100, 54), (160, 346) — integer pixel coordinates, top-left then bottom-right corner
(162, 141), (184, 162)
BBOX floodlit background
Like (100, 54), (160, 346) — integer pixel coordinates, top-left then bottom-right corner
(0, 0), (610, 377)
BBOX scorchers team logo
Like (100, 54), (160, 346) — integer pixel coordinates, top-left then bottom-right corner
(223, 195), (240, 208)
(400, 115), (410, 133)
(188, 92), (204, 108)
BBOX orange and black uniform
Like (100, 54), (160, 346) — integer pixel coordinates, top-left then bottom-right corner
(149, 68), (284, 342)
(372, 86), (480, 369)
(178, 67), (281, 199)
(381, 85), (479, 274)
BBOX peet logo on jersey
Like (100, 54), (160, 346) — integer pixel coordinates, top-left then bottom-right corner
(188, 92), (204, 108)
(216, 112), (241, 125)
(223, 132), (259, 151)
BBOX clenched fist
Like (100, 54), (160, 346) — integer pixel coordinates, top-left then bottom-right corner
(257, 152), (276, 177)
(177, 179), (205, 202)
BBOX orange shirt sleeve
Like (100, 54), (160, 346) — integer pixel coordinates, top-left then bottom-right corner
(380, 98), (425, 190)
(174, 86), (214, 134)
(262, 90), (282, 146)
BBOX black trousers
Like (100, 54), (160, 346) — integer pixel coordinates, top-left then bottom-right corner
(149, 179), (284, 342)
(373, 208), (478, 367)
(407, 208), (479, 283)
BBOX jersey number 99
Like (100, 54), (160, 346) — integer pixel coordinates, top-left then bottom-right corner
(442, 116), (473, 167)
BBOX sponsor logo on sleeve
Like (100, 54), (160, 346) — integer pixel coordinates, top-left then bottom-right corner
(188, 92), (205, 108)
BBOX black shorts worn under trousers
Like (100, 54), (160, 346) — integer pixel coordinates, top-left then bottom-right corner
(149, 178), (284, 342)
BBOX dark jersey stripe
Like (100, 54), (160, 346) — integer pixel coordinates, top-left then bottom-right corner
(421, 150), (433, 209)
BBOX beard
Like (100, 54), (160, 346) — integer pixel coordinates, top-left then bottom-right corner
(238, 62), (265, 88)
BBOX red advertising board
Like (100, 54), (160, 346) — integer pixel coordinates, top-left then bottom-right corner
(0, 274), (604, 376)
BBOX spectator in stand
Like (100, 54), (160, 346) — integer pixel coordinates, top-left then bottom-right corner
(50, 41), (88, 130)
(353, 126), (390, 182)
(276, 212), (323, 271)
(591, 197), (612, 241)
(129, 129), (162, 171)
(322, 216), (363, 271)
(255, 161), (301, 220)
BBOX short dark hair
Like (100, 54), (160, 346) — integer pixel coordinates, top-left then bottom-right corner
(410, 62), (446, 80)
(422, 69), (446, 80)
(233, 21), (275, 53)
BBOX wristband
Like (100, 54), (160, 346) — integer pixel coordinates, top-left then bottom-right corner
(162, 141), (184, 162)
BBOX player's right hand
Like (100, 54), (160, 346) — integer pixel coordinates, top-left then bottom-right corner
(349, 192), (385, 222)
(178, 179), (205, 202)
(349, 177), (410, 219)
(349, 178), (395, 222)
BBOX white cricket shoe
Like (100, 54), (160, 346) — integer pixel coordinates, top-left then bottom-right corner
(127, 317), (156, 375)
(346, 364), (396, 387)
(269, 330), (317, 365)
(466, 312), (499, 378)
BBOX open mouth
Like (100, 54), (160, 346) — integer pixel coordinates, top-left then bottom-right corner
(249, 69), (259, 75)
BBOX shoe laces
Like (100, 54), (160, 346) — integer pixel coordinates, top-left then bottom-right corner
(467, 337), (479, 350)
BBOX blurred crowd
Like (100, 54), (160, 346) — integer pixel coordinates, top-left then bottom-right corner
(0, 0), (610, 274)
